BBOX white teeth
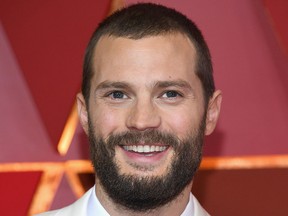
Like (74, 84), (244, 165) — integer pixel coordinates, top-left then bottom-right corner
(138, 145), (144, 153)
(123, 145), (167, 153)
(143, 145), (150, 153)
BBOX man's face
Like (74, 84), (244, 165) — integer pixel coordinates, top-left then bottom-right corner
(89, 33), (205, 174)
(77, 33), (219, 211)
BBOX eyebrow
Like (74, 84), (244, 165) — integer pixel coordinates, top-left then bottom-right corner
(95, 81), (132, 92)
(94, 80), (194, 93)
(154, 80), (193, 90)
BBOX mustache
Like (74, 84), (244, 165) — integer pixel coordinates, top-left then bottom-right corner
(105, 130), (181, 150)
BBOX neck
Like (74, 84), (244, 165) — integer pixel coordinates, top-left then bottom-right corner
(95, 179), (193, 216)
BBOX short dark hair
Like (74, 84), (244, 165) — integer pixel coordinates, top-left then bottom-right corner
(82, 3), (215, 106)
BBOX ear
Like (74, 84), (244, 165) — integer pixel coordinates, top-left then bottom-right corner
(76, 93), (89, 135)
(205, 90), (222, 135)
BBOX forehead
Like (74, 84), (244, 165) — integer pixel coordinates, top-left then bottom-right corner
(91, 33), (198, 84)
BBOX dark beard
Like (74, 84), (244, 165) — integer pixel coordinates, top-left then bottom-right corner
(88, 118), (205, 212)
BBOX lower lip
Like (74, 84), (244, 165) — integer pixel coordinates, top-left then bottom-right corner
(118, 146), (170, 163)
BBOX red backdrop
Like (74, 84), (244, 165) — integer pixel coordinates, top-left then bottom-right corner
(0, 0), (287, 215)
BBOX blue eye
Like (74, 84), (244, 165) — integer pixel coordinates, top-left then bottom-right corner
(109, 91), (127, 99)
(163, 91), (180, 98)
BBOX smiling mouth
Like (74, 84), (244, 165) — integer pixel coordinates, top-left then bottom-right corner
(121, 145), (169, 154)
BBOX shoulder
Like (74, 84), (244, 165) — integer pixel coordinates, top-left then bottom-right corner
(35, 187), (94, 216)
(35, 209), (60, 216)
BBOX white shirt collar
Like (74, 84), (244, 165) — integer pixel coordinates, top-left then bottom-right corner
(181, 193), (194, 216)
(87, 186), (194, 216)
(87, 186), (110, 216)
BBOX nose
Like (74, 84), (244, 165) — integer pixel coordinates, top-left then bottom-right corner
(126, 99), (161, 131)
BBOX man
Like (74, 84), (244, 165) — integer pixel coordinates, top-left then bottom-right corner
(38, 3), (221, 216)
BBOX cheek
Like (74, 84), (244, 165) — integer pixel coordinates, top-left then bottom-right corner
(92, 108), (124, 138)
(163, 108), (202, 139)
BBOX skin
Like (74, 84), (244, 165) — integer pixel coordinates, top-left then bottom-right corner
(77, 33), (222, 216)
